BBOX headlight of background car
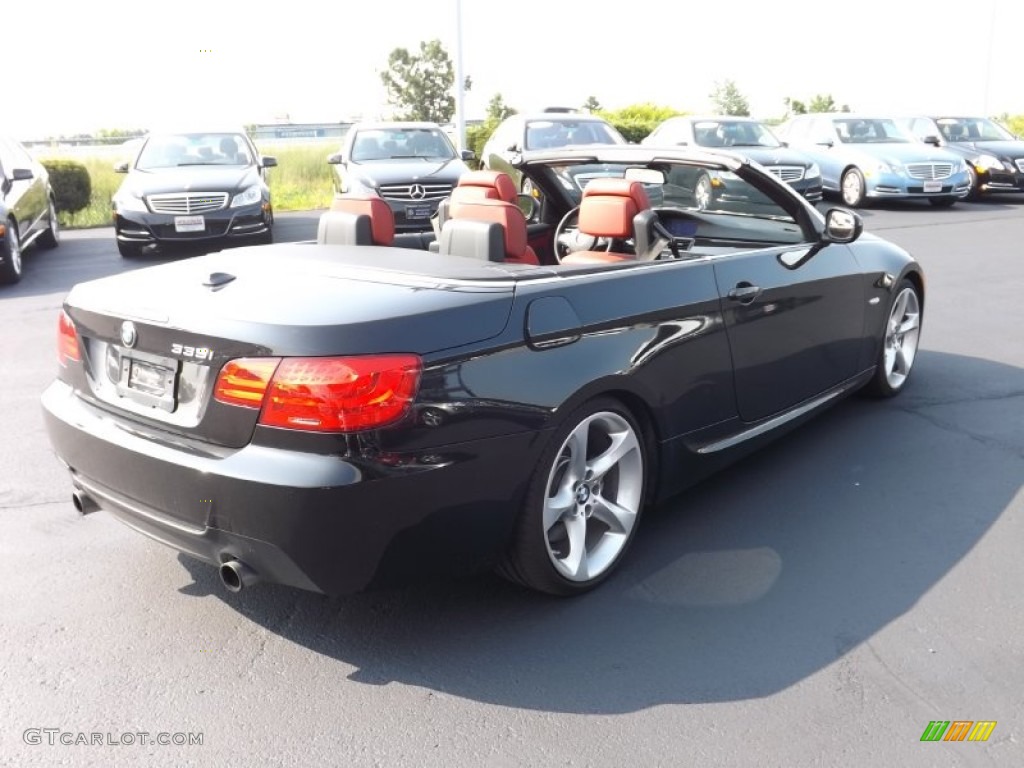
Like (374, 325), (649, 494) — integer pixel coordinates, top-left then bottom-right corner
(805, 163), (821, 179)
(113, 189), (148, 213)
(876, 159), (902, 174)
(343, 176), (377, 195)
(973, 154), (1003, 172)
(230, 184), (263, 208)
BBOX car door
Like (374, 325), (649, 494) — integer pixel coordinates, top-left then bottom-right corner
(0, 139), (43, 241)
(804, 117), (846, 191)
(712, 237), (865, 424)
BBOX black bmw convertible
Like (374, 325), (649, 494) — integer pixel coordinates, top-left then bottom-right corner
(42, 146), (924, 597)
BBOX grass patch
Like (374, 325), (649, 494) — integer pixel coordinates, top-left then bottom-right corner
(37, 140), (339, 229)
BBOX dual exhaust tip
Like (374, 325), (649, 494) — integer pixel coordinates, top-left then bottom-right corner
(71, 491), (260, 593)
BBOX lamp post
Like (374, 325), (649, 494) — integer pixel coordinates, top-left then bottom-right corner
(454, 0), (466, 152)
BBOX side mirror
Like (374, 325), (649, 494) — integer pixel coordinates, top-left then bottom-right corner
(506, 143), (520, 153)
(822, 207), (863, 244)
(261, 156), (277, 168)
(113, 162), (130, 173)
(327, 152), (344, 165)
(460, 149), (476, 161)
(923, 135), (941, 147)
(11, 168), (34, 181)
(779, 140), (789, 148)
(516, 193), (537, 220)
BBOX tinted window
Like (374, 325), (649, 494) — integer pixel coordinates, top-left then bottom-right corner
(935, 117), (1013, 142)
(136, 133), (253, 169)
(524, 120), (622, 150)
(833, 118), (910, 144)
(692, 120), (782, 148)
(351, 128), (455, 161)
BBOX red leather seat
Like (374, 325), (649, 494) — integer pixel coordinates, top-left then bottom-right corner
(327, 195), (395, 246)
(561, 179), (651, 266)
(446, 198), (539, 265)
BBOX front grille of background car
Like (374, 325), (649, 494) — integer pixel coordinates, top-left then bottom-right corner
(378, 183), (454, 201)
(905, 163), (953, 180)
(1015, 159), (1024, 173)
(766, 166), (805, 183)
(147, 193), (230, 214)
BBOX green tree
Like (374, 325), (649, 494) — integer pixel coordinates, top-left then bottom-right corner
(710, 80), (750, 116)
(582, 95), (602, 113)
(380, 39), (471, 123)
(808, 94), (837, 113)
(784, 97), (807, 116)
(486, 93), (516, 122)
(598, 103), (686, 143)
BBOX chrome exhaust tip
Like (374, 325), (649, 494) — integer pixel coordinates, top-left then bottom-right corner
(72, 490), (99, 516)
(219, 560), (259, 593)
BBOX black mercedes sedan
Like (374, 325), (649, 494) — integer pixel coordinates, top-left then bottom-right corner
(327, 122), (474, 234)
(900, 116), (1024, 199)
(1, 134), (60, 284)
(642, 116), (823, 204)
(112, 130), (276, 258)
(43, 146), (923, 597)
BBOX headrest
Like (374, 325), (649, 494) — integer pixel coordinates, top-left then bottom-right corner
(456, 170), (517, 204)
(582, 178), (651, 211)
(330, 195), (394, 245)
(317, 210), (373, 246)
(438, 219), (505, 262)
(579, 196), (637, 239)
(448, 199), (528, 259)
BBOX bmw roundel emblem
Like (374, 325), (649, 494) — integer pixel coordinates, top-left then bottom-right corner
(120, 321), (138, 348)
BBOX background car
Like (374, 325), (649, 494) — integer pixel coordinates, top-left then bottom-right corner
(641, 116), (823, 202)
(327, 122), (474, 234)
(776, 113), (971, 207)
(44, 146), (924, 599)
(0, 135), (59, 284)
(482, 112), (627, 190)
(112, 129), (276, 258)
(899, 116), (1024, 200)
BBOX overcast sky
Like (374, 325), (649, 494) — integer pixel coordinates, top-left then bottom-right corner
(8, 0), (1022, 138)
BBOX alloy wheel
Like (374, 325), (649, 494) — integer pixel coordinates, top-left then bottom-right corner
(883, 286), (921, 390)
(542, 411), (644, 582)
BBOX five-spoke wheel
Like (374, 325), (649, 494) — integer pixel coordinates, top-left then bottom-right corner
(499, 398), (648, 595)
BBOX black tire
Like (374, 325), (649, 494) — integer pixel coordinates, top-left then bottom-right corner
(497, 396), (650, 596)
(38, 197), (60, 249)
(928, 196), (957, 208)
(117, 241), (145, 259)
(964, 166), (982, 201)
(693, 172), (713, 210)
(863, 278), (922, 398)
(0, 219), (23, 284)
(841, 167), (867, 207)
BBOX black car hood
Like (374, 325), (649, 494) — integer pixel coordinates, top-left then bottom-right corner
(953, 140), (1024, 159)
(728, 146), (813, 168)
(123, 166), (260, 195)
(348, 158), (469, 185)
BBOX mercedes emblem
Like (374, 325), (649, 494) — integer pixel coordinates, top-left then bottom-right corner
(409, 184), (426, 200)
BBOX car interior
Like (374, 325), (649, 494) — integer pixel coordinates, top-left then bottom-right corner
(316, 164), (808, 269)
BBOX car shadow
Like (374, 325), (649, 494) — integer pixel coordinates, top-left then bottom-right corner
(175, 349), (1022, 714)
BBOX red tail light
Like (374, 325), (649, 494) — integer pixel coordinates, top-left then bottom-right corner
(214, 355), (422, 432)
(57, 310), (81, 366)
(214, 358), (281, 407)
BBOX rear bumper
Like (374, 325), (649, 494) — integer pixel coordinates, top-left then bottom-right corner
(42, 380), (537, 595)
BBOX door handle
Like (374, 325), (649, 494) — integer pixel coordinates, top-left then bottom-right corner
(727, 283), (762, 304)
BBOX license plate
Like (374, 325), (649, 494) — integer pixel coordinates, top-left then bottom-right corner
(128, 359), (174, 397)
(406, 205), (432, 220)
(115, 351), (179, 411)
(922, 181), (942, 193)
(174, 215), (205, 232)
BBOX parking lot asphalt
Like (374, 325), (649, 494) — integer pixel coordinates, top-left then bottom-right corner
(1, 201), (1022, 767)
